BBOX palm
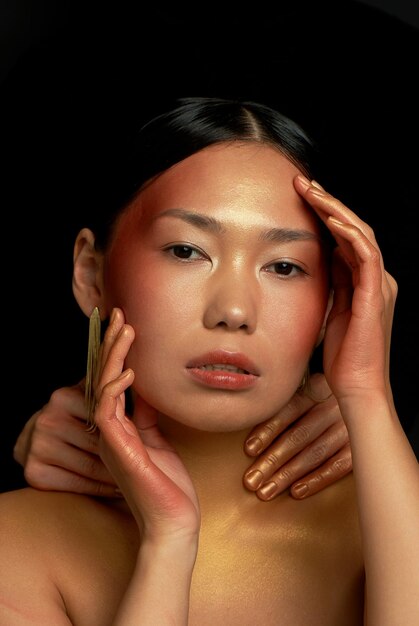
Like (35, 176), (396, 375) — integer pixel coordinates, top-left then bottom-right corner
(98, 398), (200, 540)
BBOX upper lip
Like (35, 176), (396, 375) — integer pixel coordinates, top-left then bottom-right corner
(186, 350), (260, 376)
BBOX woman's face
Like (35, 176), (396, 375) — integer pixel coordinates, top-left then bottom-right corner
(103, 142), (330, 431)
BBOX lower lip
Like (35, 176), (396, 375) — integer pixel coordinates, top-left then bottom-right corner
(186, 367), (258, 390)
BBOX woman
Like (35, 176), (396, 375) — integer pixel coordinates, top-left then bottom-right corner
(1, 97), (417, 625)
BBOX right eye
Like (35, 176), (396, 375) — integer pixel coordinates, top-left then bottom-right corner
(164, 244), (207, 261)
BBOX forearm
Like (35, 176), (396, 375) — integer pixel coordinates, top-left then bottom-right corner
(341, 395), (419, 626)
(112, 537), (198, 625)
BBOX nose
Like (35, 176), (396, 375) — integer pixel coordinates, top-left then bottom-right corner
(203, 268), (257, 333)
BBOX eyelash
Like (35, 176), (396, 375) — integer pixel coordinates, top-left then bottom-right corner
(263, 261), (307, 278)
(163, 244), (307, 278)
(163, 244), (208, 261)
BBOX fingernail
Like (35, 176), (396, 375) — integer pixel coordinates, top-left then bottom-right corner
(246, 436), (263, 454)
(258, 481), (277, 499)
(244, 470), (263, 490)
(311, 179), (325, 190)
(292, 483), (308, 498)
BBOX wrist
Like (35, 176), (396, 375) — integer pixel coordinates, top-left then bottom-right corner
(337, 389), (391, 423)
(140, 532), (199, 565)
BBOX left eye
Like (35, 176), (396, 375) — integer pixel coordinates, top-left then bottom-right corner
(165, 244), (206, 260)
(264, 261), (305, 277)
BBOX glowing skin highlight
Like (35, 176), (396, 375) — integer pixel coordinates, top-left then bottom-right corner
(103, 143), (330, 432)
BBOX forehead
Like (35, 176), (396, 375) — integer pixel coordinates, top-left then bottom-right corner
(114, 142), (318, 237)
(145, 142), (299, 205)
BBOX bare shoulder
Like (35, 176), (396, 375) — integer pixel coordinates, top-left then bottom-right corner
(0, 487), (128, 551)
(0, 488), (138, 625)
(0, 485), (99, 521)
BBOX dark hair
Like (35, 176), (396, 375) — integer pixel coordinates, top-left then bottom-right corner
(91, 97), (321, 249)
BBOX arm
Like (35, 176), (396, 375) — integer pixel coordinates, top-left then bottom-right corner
(295, 175), (419, 626)
(93, 308), (200, 625)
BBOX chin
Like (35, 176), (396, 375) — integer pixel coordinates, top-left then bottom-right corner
(159, 400), (284, 433)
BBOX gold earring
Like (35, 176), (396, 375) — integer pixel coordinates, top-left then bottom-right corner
(85, 306), (101, 432)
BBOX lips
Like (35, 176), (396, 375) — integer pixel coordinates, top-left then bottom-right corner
(186, 351), (260, 390)
(186, 351), (260, 375)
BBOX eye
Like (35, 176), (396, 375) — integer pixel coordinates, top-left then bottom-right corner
(264, 261), (306, 277)
(164, 244), (207, 261)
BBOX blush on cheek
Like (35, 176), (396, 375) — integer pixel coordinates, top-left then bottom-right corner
(103, 247), (157, 317)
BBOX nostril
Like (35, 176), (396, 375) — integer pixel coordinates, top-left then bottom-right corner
(216, 320), (248, 330)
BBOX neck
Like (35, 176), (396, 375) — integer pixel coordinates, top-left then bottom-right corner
(157, 413), (255, 511)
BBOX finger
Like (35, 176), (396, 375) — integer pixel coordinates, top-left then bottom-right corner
(96, 370), (185, 520)
(14, 386), (95, 468)
(99, 308), (125, 372)
(23, 461), (121, 497)
(244, 372), (332, 456)
(29, 406), (101, 455)
(248, 422), (349, 500)
(97, 321), (135, 402)
(295, 177), (396, 328)
(26, 432), (116, 484)
(95, 369), (137, 444)
(13, 411), (40, 466)
(327, 248), (354, 322)
(243, 393), (340, 489)
(294, 175), (379, 244)
(290, 443), (353, 500)
(95, 369), (150, 486)
(45, 384), (87, 422)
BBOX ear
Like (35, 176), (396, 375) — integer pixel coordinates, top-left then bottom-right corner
(315, 289), (333, 347)
(72, 228), (109, 319)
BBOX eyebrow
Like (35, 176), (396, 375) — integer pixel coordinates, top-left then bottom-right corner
(153, 208), (224, 233)
(153, 208), (320, 242)
(260, 227), (319, 243)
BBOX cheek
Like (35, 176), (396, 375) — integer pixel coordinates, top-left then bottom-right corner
(105, 253), (176, 333)
(103, 250), (199, 381)
(261, 285), (328, 374)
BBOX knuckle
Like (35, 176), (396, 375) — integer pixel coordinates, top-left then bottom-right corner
(23, 461), (49, 489)
(332, 455), (352, 474)
(310, 373), (332, 401)
(29, 433), (56, 460)
(308, 441), (328, 465)
(88, 481), (110, 497)
(33, 411), (57, 434)
(260, 421), (279, 440)
(363, 223), (375, 240)
(49, 386), (73, 407)
(79, 453), (99, 478)
(84, 432), (100, 453)
(263, 452), (280, 469)
(307, 472), (325, 488)
(311, 372), (329, 395)
(368, 247), (381, 266)
(284, 393), (306, 414)
(288, 424), (311, 448)
(276, 466), (295, 483)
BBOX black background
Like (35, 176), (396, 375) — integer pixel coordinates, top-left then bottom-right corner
(1, 1), (418, 492)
